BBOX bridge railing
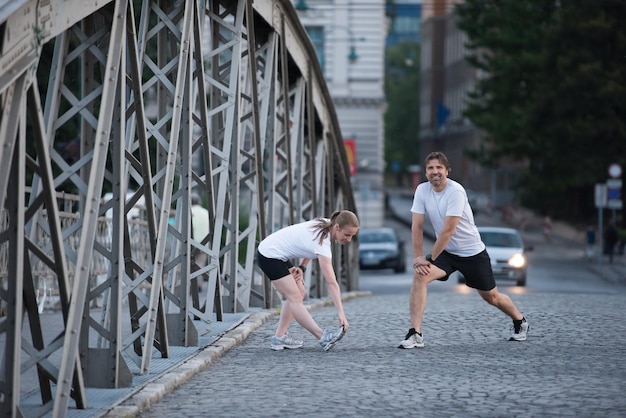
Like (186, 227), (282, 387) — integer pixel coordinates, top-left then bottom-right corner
(0, 0), (358, 415)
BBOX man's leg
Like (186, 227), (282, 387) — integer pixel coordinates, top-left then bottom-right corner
(399, 267), (447, 348)
(410, 266), (447, 332)
(476, 288), (523, 320)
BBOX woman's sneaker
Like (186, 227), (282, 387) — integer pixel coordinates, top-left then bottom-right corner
(319, 326), (346, 351)
(398, 329), (424, 349)
(270, 333), (304, 350)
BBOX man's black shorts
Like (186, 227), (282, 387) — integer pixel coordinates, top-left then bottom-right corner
(431, 249), (496, 291)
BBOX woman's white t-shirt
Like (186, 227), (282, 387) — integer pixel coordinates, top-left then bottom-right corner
(257, 219), (332, 261)
(411, 179), (485, 257)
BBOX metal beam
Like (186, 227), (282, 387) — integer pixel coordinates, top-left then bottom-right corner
(0, 0), (358, 414)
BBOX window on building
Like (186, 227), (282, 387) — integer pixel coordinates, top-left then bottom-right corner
(305, 26), (325, 71)
(393, 16), (420, 36)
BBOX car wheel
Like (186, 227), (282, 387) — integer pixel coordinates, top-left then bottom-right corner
(394, 263), (406, 274)
(516, 276), (526, 286)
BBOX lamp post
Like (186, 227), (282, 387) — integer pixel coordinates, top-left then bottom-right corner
(292, 1), (365, 63)
(327, 25), (366, 64)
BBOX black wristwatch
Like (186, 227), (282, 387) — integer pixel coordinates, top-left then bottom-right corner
(425, 254), (433, 262)
(299, 265), (306, 273)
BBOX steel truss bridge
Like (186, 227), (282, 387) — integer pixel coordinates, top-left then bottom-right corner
(0, 0), (358, 415)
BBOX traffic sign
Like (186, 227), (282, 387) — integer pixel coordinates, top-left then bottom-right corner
(606, 178), (622, 209)
(608, 163), (622, 178)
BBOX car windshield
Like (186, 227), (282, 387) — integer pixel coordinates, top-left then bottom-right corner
(359, 231), (396, 243)
(480, 231), (523, 248)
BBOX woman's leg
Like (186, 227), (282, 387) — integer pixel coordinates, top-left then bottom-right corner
(272, 275), (323, 339)
(274, 274), (307, 336)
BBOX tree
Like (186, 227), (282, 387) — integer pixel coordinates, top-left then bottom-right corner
(456, 0), (557, 164)
(456, 0), (626, 223)
(384, 41), (421, 186)
(523, 0), (626, 221)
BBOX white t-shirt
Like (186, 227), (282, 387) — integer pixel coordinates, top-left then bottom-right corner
(257, 219), (332, 261)
(411, 179), (485, 257)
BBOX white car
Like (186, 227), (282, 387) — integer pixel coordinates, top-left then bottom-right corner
(458, 226), (532, 286)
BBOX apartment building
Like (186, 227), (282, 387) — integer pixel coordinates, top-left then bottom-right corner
(295, 0), (387, 227)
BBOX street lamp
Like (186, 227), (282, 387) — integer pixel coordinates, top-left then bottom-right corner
(292, 3), (365, 63)
(327, 26), (366, 64)
(348, 45), (359, 63)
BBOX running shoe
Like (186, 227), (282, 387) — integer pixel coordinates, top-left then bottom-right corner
(319, 326), (345, 351)
(270, 333), (304, 350)
(509, 318), (529, 341)
(398, 329), (424, 349)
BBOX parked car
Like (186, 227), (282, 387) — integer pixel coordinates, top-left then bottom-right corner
(457, 226), (532, 286)
(359, 227), (407, 273)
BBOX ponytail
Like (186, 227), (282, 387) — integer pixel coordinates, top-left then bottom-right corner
(311, 210), (359, 245)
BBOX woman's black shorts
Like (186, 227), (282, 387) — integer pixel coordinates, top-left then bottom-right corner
(432, 249), (496, 291)
(257, 250), (294, 280)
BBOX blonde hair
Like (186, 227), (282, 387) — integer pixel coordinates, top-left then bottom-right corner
(311, 210), (359, 245)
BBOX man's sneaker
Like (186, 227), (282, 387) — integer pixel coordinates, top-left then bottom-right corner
(270, 333), (304, 350)
(319, 326), (346, 351)
(398, 329), (424, 349)
(509, 318), (529, 341)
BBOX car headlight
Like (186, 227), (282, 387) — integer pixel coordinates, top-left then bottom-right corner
(508, 253), (526, 268)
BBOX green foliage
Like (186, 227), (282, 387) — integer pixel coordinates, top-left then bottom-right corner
(456, 0), (626, 223)
(384, 41), (421, 180)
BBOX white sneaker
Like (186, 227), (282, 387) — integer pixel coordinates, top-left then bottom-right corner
(270, 333), (304, 350)
(509, 318), (529, 341)
(319, 326), (345, 351)
(398, 330), (424, 349)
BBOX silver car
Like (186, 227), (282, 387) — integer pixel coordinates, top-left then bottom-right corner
(358, 227), (407, 273)
(458, 226), (532, 286)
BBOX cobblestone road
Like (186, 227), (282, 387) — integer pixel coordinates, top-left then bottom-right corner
(137, 289), (626, 418)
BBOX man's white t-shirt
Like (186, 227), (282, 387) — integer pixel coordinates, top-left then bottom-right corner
(411, 178), (484, 257)
(257, 219), (332, 261)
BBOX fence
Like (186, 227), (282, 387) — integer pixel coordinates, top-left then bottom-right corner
(0, 193), (152, 314)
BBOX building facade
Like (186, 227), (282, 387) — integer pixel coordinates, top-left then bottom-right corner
(419, 0), (509, 206)
(295, 0), (387, 227)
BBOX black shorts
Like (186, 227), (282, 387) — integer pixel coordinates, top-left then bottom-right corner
(257, 250), (294, 280)
(431, 249), (496, 291)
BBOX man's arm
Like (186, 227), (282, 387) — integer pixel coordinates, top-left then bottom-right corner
(429, 215), (460, 260)
(411, 212), (426, 259)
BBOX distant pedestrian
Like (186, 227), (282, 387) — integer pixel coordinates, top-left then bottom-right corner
(191, 193), (210, 292)
(543, 216), (553, 242)
(585, 225), (596, 261)
(399, 151), (528, 350)
(257, 210), (359, 351)
(604, 222), (619, 264)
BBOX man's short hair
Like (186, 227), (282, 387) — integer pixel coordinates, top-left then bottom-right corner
(424, 151), (451, 172)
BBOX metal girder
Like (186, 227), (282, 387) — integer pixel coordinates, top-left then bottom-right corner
(0, 0), (358, 415)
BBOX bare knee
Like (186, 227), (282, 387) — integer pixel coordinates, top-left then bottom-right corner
(479, 289), (499, 306)
(412, 271), (429, 287)
(413, 269), (443, 287)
